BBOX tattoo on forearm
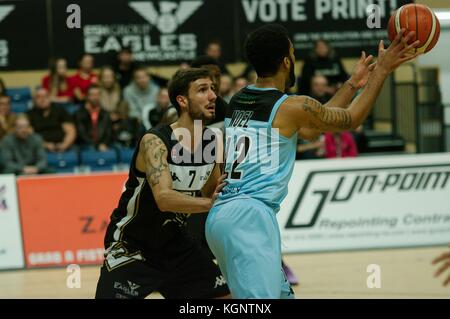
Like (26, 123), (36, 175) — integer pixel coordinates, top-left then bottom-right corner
(302, 97), (352, 130)
(143, 135), (168, 187)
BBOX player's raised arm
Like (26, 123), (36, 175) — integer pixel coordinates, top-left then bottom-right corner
(139, 133), (213, 214)
(286, 30), (420, 133)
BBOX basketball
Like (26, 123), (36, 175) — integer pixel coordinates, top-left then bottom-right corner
(388, 4), (440, 54)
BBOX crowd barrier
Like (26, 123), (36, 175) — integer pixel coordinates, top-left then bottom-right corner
(1, 153), (450, 270)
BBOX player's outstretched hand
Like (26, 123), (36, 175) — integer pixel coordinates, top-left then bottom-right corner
(377, 29), (421, 74)
(211, 174), (228, 202)
(432, 244), (450, 287)
(349, 51), (376, 89)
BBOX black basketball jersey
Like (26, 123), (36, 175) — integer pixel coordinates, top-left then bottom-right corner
(103, 124), (216, 269)
(226, 86), (285, 123)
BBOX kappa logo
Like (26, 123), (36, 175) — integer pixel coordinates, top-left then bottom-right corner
(0, 5), (14, 24)
(129, 1), (203, 34)
(214, 275), (226, 288)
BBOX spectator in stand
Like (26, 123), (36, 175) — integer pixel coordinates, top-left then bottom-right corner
(352, 125), (369, 154)
(0, 95), (16, 142)
(0, 78), (6, 96)
(27, 88), (76, 153)
(74, 84), (111, 151)
(233, 76), (248, 92)
(114, 47), (138, 89)
(41, 58), (74, 103)
(220, 74), (234, 103)
(296, 138), (324, 160)
(322, 132), (358, 158)
(205, 40), (230, 75)
(143, 87), (177, 130)
(309, 74), (333, 104)
(110, 101), (142, 148)
(71, 53), (98, 102)
(98, 66), (121, 113)
(0, 114), (48, 175)
(298, 39), (348, 96)
(123, 67), (160, 123)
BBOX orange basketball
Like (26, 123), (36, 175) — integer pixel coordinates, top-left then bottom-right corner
(388, 3), (440, 54)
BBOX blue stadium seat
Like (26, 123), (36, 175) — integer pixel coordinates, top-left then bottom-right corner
(7, 87), (32, 102)
(80, 149), (118, 172)
(11, 101), (30, 113)
(63, 103), (81, 115)
(47, 150), (79, 173)
(118, 147), (134, 165)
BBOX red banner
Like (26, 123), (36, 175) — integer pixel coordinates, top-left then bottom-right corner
(17, 173), (128, 268)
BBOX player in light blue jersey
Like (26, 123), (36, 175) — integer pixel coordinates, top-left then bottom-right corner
(205, 24), (420, 298)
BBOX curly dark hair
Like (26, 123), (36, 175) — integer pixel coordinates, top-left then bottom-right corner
(244, 24), (291, 77)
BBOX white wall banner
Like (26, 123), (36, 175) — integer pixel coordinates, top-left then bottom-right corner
(278, 153), (450, 253)
(0, 174), (24, 269)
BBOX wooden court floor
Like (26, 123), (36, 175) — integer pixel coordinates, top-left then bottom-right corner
(0, 246), (448, 298)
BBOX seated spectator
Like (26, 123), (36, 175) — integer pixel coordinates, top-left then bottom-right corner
(352, 125), (369, 154)
(98, 66), (121, 113)
(204, 40), (230, 75)
(234, 76), (248, 92)
(114, 47), (137, 89)
(111, 101), (142, 148)
(310, 74), (333, 104)
(219, 74), (233, 103)
(0, 95), (16, 141)
(297, 137), (324, 160)
(27, 88), (76, 152)
(123, 67), (160, 123)
(74, 84), (111, 151)
(42, 58), (74, 103)
(143, 87), (177, 129)
(298, 39), (348, 95)
(0, 78), (6, 96)
(71, 53), (98, 102)
(323, 132), (358, 158)
(0, 115), (48, 175)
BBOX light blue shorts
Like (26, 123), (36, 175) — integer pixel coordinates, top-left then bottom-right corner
(205, 197), (294, 299)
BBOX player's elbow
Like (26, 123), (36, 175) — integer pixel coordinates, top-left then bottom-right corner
(153, 190), (171, 212)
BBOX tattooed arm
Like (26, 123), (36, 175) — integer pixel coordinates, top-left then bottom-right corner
(137, 133), (213, 214)
(276, 30), (420, 136)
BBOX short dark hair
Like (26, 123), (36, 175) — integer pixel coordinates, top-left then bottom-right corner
(190, 55), (220, 68)
(244, 24), (291, 77)
(168, 68), (211, 114)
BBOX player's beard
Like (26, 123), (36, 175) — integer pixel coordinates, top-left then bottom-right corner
(286, 56), (296, 89)
(187, 99), (212, 122)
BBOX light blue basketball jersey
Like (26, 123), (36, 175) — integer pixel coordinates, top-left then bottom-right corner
(216, 86), (297, 212)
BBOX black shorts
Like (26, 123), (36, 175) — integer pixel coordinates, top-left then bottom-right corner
(95, 244), (230, 299)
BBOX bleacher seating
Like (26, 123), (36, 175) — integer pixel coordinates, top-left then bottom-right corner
(7, 87), (32, 102)
(11, 101), (30, 113)
(118, 147), (134, 166)
(64, 103), (81, 115)
(46, 150), (79, 173)
(7, 87), (32, 114)
(80, 149), (119, 172)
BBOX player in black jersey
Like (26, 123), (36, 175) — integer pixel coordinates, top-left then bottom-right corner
(95, 68), (230, 299)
